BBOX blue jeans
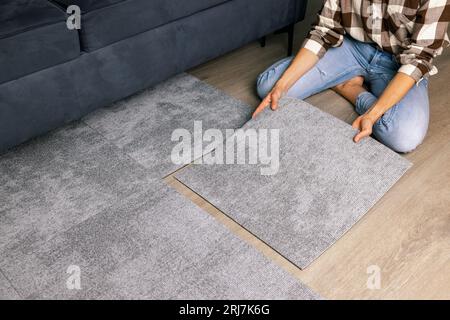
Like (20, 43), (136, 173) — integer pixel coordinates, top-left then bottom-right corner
(256, 36), (430, 153)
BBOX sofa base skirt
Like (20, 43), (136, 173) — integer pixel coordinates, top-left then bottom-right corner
(0, 60), (82, 153)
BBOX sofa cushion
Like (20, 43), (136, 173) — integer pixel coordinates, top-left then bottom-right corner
(0, 0), (80, 85)
(52, 0), (231, 52)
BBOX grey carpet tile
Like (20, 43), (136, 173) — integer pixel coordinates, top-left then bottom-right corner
(0, 122), (155, 257)
(176, 97), (412, 269)
(83, 73), (252, 179)
(0, 183), (319, 300)
(0, 271), (20, 300)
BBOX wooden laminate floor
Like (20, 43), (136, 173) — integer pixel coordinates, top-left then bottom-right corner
(166, 30), (450, 299)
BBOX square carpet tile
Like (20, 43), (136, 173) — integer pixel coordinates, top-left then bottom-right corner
(83, 73), (252, 179)
(0, 122), (155, 258)
(176, 97), (412, 269)
(0, 183), (320, 300)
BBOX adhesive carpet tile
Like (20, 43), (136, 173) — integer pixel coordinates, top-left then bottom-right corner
(0, 183), (320, 300)
(84, 73), (252, 179)
(176, 97), (412, 268)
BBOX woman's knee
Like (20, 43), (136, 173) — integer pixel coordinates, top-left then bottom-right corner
(256, 57), (293, 99)
(383, 129), (427, 153)
(256, 72), (275, 99)
(375, 111), (429, 153)
(375, 84), (429, 153)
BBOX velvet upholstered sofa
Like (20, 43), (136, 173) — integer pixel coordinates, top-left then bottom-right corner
(0, 0), (307, 153)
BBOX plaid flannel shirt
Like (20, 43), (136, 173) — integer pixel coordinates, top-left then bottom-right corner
(302, 0), (450, 82)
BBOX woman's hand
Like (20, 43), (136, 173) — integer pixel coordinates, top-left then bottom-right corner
(352, 112), (377, 143)
(252, 84), (286, 118)
(351, 73), (415, 144)
(252, 48), (320, 119)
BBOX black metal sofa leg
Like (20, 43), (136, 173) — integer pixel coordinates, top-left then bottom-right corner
(259, 36), (266, 48)
(287, 23), (295, 56)
(260, 23), (295, 56)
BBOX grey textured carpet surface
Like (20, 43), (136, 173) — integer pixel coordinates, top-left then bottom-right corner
(176, 97), (412, 269)
(0, 77), (319, 299)
(0, 123), (155, 258)
(0, 271), (19, 300)
(84, 73), (252, 178)
(0, 182), (319, 300)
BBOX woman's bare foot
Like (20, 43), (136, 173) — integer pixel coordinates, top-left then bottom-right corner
(333, 76), (367, 106)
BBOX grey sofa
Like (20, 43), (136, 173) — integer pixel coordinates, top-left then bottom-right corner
(0, 0), (307, 153)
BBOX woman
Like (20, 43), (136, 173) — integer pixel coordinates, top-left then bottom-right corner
(254, 0), (449, 153)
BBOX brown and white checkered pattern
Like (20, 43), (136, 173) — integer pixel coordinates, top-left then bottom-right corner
(302, 0), (450, 82)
